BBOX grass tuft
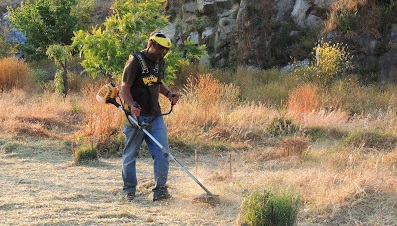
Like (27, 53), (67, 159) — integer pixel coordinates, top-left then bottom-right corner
(73, 144), (98, 164)
(267, 116), (300, 136)
(240, 189), (299, 226)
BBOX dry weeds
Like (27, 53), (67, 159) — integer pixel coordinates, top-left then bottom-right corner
(2, 132), (396, 225)
(1, 74), (397, 225)
(0, 58), (30, 90)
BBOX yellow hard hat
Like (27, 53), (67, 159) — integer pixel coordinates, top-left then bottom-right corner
(149, 32), (172, 49)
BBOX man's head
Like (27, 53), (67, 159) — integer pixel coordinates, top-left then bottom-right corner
(146, 31), (172, 60)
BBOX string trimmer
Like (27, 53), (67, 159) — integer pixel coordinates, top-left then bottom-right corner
(96, 83), (219, 205)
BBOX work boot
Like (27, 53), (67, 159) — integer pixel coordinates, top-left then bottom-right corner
(123, 186), (136, 201)
(153, 186), (171, 201)
(124, 191), (135, 201)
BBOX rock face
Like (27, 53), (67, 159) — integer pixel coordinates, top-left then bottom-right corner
(167, 0), (397, 82)
(169, 0), (333, 69)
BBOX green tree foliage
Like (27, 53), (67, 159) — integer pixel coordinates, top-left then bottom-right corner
(46, 44), (73, 96)
(72, 0), (169, 80)
(7, 0), (82, 61)
(73, 0), (207, 83)
(0, 32), (14, 58)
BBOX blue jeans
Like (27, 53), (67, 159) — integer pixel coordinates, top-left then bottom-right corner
(122, 115), (170, 196)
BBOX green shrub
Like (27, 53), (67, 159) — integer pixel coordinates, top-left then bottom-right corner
(305, 126), (348, 141)
(73, 145), (98, 164)
(240, 189), (299, 226)
(336, 8), (358, 33)
(294, 39), (353, 88)
(0, 33), (14, 58)
(267, 117), (299, 136)
(54, 70), (65, 94)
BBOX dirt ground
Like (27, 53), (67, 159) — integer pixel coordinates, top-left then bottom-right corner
(0, 136), (245, 225)
(2, 134), (397, 225)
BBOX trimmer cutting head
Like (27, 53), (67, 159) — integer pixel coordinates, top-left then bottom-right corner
(192, 193), (220, 206)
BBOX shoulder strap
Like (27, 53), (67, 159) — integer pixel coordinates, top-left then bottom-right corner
(133, 51), (149, 74)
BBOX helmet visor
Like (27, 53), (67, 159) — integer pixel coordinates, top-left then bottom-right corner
(150, 32), (172, 49)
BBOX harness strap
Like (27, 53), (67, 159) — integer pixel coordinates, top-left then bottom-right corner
(135, 53), (149, 74)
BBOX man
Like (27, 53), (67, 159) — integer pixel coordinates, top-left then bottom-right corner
(120, 31), (180, 201)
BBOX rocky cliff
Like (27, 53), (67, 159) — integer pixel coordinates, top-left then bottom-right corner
(166, 0), (397, 82)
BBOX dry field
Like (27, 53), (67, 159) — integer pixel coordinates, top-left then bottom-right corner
(1, 84), (397, 225)
(0, 136), (242, 225)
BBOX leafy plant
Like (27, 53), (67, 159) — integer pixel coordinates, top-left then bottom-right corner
(335, 8), (358, 33)
(54, 70), (65, 95)
(240, 189), (299, 226)
(294, 39), (353, 88)
(46, 44), (73, 96)
(73, 144), (98, 164)
(0, 32), (14, 58)
(72, 0), (169, 80)
(267, 116), (299, 136)
(8, 0), (80, 61)
(28, 69), (52, 84)
(73, 0), (206, 83)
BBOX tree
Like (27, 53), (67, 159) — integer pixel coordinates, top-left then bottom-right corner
(73, 0), (207, 83)
(72, 0), (169, 81)
(7, 0), (86, 61)
(46, 44), (73, 96)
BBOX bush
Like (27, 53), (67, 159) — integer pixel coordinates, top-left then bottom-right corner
(0, 33), (14, 58)
(0, 57), (30, 90)
(54, 70), (65, 95)
(293, 39), (353, 88)
(267, 117), (299, 136)
(73, 145), (98, 164)
(240, 189), (299, 226)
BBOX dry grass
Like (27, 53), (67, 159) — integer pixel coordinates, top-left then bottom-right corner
(281, 136), (310, 157)
(2, 133), (396, 225)
(0, 57), (30, 90)
(0, 88), (79, 138)
(76, 82), (122, 142)
(324, 0), (389, 39)
(287, 84), (319, 113)
(1, 72), (397, 225)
